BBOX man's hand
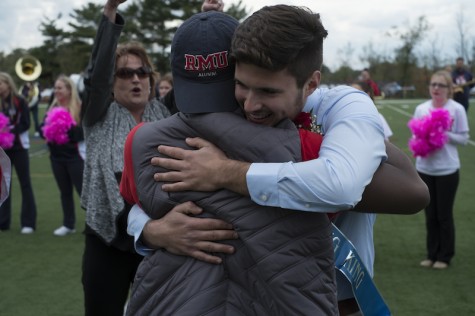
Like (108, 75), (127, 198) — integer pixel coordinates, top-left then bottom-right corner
(202, 0), (224, 12)
(152, 137), (227, 191)
(142, 201), (238, 264)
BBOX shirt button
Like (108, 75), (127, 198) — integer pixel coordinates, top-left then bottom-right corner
(260, 194), (268, 202)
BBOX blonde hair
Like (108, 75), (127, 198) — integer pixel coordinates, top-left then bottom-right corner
(0, 72), (22, 112)
(50, 75), (82, 124)
(0, 72), (18, 95)
(432, 70), (454, 99)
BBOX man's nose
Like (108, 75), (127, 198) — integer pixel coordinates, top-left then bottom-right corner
(243, 91), (261, 111)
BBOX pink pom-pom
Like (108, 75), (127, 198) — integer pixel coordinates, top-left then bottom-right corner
(407, 108), (452, 158)
(0, 113), (14, 149)
(42, 107), (77, 145)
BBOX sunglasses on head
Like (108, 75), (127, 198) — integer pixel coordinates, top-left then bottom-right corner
(115, 66), (152, 79)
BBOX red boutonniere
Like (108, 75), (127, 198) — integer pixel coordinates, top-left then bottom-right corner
(293, 111), (321, 134)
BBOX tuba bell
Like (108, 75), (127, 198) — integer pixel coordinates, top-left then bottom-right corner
(15, 56), (42, 82)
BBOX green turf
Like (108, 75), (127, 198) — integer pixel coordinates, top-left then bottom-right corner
(0, 100), (474, 315)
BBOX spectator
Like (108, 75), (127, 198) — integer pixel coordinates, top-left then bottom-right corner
(0, 72), (37, 234)
(451, 57), (474, 112)
(360, 68), (381, 97)
(411, 70), (469, 270)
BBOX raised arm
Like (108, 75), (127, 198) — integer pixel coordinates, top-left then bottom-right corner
(81, 0), (125, 127)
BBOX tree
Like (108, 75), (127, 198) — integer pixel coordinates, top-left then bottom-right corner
(455, 6), (471, 62)
(67, 3), (105, 73)
(120, 0), (249, 73)
(37, 14), (68, 85)
(386, 16), (431, 87)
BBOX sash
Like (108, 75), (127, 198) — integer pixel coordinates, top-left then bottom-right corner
(333, 223), (391, 316)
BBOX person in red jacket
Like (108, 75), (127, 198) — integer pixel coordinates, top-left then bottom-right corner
(360, 68), (381, 97)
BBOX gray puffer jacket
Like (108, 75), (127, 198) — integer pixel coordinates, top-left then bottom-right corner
(126, 111), (337, 316)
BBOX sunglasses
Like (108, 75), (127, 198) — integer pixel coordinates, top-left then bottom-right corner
(115, 67), (152, 79)
(429, 83), (448, 89)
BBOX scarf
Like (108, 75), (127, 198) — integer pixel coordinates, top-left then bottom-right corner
(81, 99), (169, 243)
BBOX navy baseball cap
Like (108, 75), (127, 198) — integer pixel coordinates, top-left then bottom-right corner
(171, 11), (239, 114)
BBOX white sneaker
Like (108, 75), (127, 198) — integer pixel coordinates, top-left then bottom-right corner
(21, 227), (34, 234)
(53, 226), (76, 236)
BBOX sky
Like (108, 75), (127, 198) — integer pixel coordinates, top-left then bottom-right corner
(0, 0), (474, 71)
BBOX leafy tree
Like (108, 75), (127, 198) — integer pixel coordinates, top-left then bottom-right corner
(386, 16), (430, 87)
(67, 3), (105, 72)
(225, 0), (249, 22)
(120, 0), (249, 73)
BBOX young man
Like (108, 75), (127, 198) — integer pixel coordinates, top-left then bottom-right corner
(124, 4), (428, 315)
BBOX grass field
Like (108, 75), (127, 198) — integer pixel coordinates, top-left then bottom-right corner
(0, 99), (474, 315)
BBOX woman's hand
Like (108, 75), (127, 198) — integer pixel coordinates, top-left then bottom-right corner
(202, 0), (224, 12)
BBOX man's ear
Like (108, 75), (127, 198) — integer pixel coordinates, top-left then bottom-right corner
(304, 70), (321, 97)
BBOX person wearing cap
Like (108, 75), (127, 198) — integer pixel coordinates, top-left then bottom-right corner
(121, 5), (429, 315)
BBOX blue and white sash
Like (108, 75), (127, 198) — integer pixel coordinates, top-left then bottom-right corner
(333, 224), (391, 316)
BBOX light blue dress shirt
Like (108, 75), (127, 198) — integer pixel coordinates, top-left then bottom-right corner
(247, 86), (386, 212)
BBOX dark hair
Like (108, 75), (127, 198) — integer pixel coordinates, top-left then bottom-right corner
(116, 41), (157, 99)
(231, 5), (328, 88)
(352, 81), (374, 100)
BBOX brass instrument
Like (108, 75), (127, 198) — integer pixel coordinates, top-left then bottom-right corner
(15, 56), (42, 82)
(453, 79), (475, 94)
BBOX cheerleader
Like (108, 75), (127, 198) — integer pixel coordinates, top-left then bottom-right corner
(0, 72), (37, 233)
(410, 70), (470, 269)
(42, 75), (84, 236)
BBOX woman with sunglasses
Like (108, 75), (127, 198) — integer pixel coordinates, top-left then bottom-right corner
(80, 0), (170, 314)
(411, 70), (469, 270)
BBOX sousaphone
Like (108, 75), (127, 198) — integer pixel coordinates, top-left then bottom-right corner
(15, 56), (42, 82)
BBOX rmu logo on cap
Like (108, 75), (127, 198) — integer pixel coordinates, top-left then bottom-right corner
(184, 51), (229, 72)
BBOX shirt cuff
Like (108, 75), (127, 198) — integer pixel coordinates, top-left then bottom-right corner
(127, 204), (154, 256)
(247, 162), (285, 207)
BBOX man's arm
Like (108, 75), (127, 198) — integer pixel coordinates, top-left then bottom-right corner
(154, 138), (428, 214)
(153, 87), (428, 214)
(353, 141), (429, 213)
(153, 137), (251, 196)
(128, 202), (238, 264)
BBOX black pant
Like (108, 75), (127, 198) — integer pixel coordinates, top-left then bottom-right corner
(418, 171), (459, 264)
(453, 93), (469, 112)
(82, 233), (143, 316)
(51, 158), (83, 229)
(30, 104), (40, 133)
(0, 149), (37, 230)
